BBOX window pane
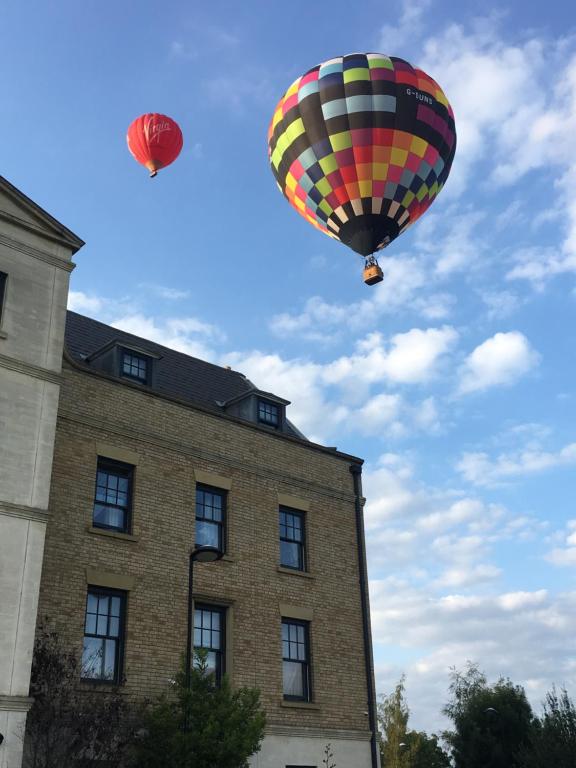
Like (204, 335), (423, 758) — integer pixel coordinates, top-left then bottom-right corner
(97, 615), (108, 635)
(206, 651), (217, 676)
(109, 617), (120, 637)
(283, 661), (304, 697)
(85, 613), (96, 634)
(282, 623), (289, 641)
(211, 612), (220, 631)
(110, 597), (121, 617)
(194, 628), (202, 645)
(98, 595), (109, 614)
(87, 594), (98, 613)
(104, 639), (116, 680)
(82, 637), (103, 678)
(280, 541), (300, 569)
(93, 503), (124, 529)
(196, 520), (219, 548)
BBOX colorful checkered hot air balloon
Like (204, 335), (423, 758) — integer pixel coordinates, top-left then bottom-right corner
(267, 54), (457, 285)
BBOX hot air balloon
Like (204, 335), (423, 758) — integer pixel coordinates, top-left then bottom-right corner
(127, 113), (183, 177)
(268, 54), (456, 285)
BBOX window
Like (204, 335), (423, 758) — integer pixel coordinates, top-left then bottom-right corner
(121, 349), (149, 383)
(258, 399), (279, 427)
(194, 604), (225, 685)
(279, 507), (306, 571)
(0, 271), (7, 323)
(93, 457), (133, 533)
(282, 619), (310, 701)
(81, 587), (125, 683)
(195, 485), (225, 551)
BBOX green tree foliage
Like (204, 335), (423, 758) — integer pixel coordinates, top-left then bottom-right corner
(520, 686), (576, 768)
(378, 676), (450, 768)
(400, 731), (451, 768)
(443, 663), (534, 768)
(134, 651), (266, 768)
(378, 676), (410, 768)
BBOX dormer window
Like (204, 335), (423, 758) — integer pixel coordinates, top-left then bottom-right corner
(121, 350), (149, 384)
(258, 399), (279, 428)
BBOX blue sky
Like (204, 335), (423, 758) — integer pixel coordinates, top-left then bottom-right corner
(2, 0), (576, 733)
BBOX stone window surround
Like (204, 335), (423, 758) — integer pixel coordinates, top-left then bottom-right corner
(192, 593), (235, 679)
(279, 605), (317, 708)
(88, 444), (140, 540)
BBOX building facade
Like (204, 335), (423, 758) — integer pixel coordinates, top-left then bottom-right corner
(0, 177), (84, 768)
(0, 178), (379, 768)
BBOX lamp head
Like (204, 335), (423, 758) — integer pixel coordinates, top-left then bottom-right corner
(191, 545), (222, 563)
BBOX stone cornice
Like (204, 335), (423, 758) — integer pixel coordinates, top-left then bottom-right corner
(0, 501), (50, 523)
(0, 230), (76, 272)
(0, 695), (35, 712)
(58, 410), (358, 505)
(0, 352), (62, 385)
(266, 723), (371, 740)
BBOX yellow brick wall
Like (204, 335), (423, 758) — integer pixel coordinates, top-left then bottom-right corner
(37, 362), (372, 733)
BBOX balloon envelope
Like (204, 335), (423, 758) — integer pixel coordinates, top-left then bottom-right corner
(268, 54), (456, 256)
(127, 113), (183, 176)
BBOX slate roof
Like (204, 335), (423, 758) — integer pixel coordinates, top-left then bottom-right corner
(64, 311), (304, 439)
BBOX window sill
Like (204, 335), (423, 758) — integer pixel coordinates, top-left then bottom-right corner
(277, 566), (314, 579)
(87, 525), (139, 543)
(281, 700), (320, 710)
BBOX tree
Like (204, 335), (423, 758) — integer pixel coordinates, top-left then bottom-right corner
(401, 731), (451, 768)
(23, 625), (137, 768)
(378, 677), (450, 768)
(378, 676), (410, 768)
(443, 663), (534, 768)
(134, 651), (266, 768)
(519, 686), (576, 768)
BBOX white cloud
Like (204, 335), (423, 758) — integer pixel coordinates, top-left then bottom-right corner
(506, 246), (576, 289)
(457, 443), (576, 486)
(378, 0), (432, 51)
(546, 520), (576, 567)
(458, 331), (539, 394)
(370, 580), (576, 732)
(324, 326), (458, 387)
(480, 290), (523, 320)
(226, 329), (453, 443)
(414, 207), (486, 276)
(67, 287), (225, 362)
(269, 255), (428, 338)
(110, 313), (224, 361)
(68, 290), (105, 313)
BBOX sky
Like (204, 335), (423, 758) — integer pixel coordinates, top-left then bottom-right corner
(2, 0), (576, 735)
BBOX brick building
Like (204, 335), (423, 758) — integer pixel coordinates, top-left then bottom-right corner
(0, 177), (379, 768)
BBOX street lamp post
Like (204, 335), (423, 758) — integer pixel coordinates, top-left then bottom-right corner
(185, 545), (223, 693)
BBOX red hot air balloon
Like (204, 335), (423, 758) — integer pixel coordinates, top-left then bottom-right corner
(127, 113), (183, 177)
